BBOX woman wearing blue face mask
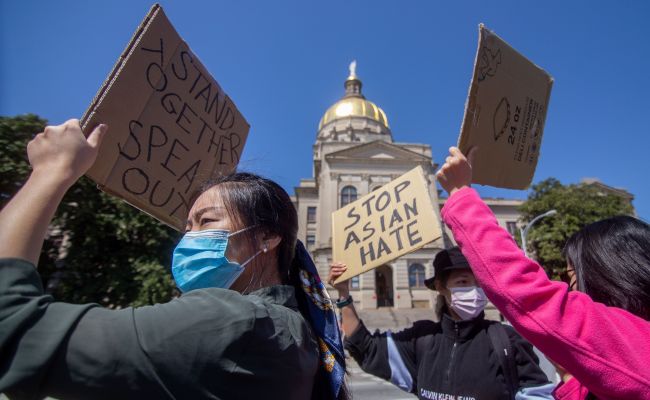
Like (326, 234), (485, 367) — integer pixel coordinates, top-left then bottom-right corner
(329, 247), (554, 400)
(0, 120), (348, 400)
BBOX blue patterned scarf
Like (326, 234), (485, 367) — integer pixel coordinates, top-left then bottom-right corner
(293, 240), (346, 398)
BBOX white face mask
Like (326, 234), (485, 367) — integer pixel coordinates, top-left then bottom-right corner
(449, 286), (488, 320)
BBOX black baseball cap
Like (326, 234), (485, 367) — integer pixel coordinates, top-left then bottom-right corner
(424, 247), (471, 290)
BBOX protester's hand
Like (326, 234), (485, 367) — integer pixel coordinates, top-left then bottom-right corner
(328, 262), (351, 297)
(27, 119), (107, 186)
(435, 146), (477, 196)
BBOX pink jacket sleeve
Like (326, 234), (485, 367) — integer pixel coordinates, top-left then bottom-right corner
(441, 187), (650, 400)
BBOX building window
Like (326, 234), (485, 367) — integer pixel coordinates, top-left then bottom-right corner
(306, 234), (315, 248)
(408, 263), (426, 288)
(351, 276), (360, 289)
(307, 206), (317, 223)
(340, 186), (357, 207)
(506, 221), (518, 237)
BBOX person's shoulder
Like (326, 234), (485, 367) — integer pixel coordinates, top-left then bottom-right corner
(411, 319), (440, 332)
(134, 288), (259, 334)
(393, 319), (441, 341)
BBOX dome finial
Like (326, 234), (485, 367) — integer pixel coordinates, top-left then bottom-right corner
(348, 60), (357, 80)
(344, 60), (362, 97)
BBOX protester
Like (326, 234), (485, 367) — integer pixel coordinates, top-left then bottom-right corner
(436, 147), (650, 399)
(0, 120), (348, 400)
(329, 248), (554, 400)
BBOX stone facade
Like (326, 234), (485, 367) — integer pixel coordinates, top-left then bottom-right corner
(293, 65), (523, 310)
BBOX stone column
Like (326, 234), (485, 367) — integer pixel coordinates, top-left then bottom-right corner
(393, 258), (412, 309)
(359, 269), (377, 309)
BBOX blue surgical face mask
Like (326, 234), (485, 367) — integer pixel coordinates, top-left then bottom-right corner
(171, 226), (261, 293)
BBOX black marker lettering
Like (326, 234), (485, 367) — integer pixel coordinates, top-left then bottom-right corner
(149, 180), (174, 207)
(161, 139), (190, 177)
(403, 198), (419, 220)
(388, 209), (404, 229)
(141, 38), (164, 66)
(406, 220), (422, 246)
(171, 50), (192, 80)
(178, 159), (201, 194)
(375, 190), (391, 212)
(146, 62), (167, 92)
(389, 225), (405, 251)
(344, 231), (361, 251)
(118, 120), (143, 161)
(376, 238), (391, 258)
(228, 133), (241, 163)
(359, 242), (375, 266)
(344, 206), (361, 231)
(161, 92), (182, 115)
(147, 125), (168, 162)
(175, 102), (198, 135)
(361, 221), (375, 241)
(122, 167), (149, 195)
(361, 194), (377, 216)
(393, 180), (410, 203)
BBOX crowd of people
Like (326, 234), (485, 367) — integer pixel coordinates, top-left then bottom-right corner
(0, 120), (648, 399)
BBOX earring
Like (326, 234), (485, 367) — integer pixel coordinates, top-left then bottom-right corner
(263, 242), (269, 253)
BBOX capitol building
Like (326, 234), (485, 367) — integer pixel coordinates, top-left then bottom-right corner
(292, 63), (522, 310)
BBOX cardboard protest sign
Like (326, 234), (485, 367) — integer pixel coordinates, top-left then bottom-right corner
(332, 166), (441, 284)
(458, 24), (553, 189)
(81, 4), (249, 230)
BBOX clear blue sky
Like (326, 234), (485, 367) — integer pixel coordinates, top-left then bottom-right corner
(1, 1), (649, 220)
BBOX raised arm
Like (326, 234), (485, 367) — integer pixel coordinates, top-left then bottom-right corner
(436, 147), (650, 399)
(0, 119), (106, 264)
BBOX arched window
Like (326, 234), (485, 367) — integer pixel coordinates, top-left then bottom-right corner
(340, 186), (357, 207)
(408, 263), (426, 288)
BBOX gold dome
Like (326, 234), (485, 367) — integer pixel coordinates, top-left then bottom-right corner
(319, 97), (389, 130)
(318, 61), (389, 130)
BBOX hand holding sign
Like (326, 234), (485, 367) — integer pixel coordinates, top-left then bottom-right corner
(28, 120), (108, 187)
(436, 146), (477, 196)
(327, 262), (350, 296)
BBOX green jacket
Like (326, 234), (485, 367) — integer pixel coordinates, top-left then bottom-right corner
(0, 258), (319, 400)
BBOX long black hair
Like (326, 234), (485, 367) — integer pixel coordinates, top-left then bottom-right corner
(563, 215), (650, 320)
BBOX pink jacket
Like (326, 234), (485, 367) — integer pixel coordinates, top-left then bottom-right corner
(441, 187), (650, 400)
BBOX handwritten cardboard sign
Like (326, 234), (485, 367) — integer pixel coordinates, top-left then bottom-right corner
(458, 24), (553, 189)
(80, 4), (249, 230)
(332, 166), (441, 284)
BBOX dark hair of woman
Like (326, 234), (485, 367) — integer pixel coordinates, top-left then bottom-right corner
(563, 215), (650, 320)
(202, 172), (298, 285)
(202, 172), (350, 400)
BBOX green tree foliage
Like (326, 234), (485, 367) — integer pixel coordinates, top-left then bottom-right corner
(1, 115), (179, 308)
(519, 178), (634, 280)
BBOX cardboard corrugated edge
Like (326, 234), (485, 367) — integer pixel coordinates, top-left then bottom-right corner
(80, 3), (161, 186)
(80, 3), (160, 133)
(77, 4), (182, 229)
(456, 24), (484, 153)
(77, 4), (189, 230)
(458, 24), (554, 189)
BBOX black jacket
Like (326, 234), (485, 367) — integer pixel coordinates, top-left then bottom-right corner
(0, 258), (319, 400)
(345, 311), (551, 400)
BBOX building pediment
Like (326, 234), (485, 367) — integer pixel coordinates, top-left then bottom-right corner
(325, 140), (431, 163)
